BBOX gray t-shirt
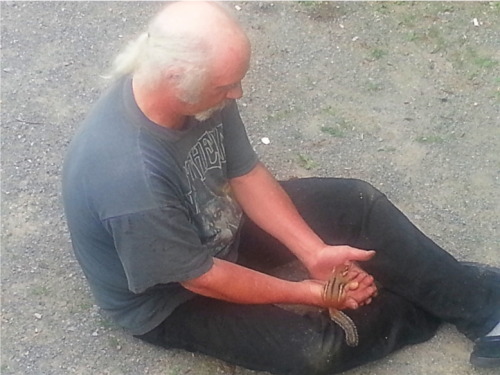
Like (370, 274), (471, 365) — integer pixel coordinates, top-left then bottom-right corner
(62, 77), (258, 335)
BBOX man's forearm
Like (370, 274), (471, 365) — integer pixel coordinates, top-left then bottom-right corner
(229, 162), (323, 270)
(181, 258), (324, 306)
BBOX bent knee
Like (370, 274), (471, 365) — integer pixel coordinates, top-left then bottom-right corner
(343, 178), (385, 204)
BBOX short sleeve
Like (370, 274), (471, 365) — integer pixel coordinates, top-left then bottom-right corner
(221, 100), (259, 178)
(104, 205), (214, 294)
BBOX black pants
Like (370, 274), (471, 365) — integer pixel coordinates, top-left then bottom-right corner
(137, 178), (500, 375)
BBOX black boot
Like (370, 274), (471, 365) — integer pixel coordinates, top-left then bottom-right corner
(461, 262), (500, 368)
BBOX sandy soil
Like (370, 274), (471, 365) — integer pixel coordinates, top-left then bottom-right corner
(1, 1), (499, 374)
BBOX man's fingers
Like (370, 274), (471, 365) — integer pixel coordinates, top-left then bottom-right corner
(349, 268), (374, 285)
(345, 298), (359, 310)
(359, 297), (373, 307)
(344, 284), (377, 309)
(348, 249), (376, 262)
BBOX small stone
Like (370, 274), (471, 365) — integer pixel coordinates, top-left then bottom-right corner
(34, 313), (42, 320)
(261, 137), (270, 145)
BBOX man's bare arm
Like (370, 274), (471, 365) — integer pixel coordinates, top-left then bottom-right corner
(229, 163), (376, 279)
(181, 258), (325, 307)
(181, 258), (376, 310)
(230, 162), (325, 270)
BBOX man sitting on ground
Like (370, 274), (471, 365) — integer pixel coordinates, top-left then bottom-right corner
(62, 2), (500, 374)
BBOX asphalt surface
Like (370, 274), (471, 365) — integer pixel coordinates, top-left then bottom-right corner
(1, 2), (499, 375)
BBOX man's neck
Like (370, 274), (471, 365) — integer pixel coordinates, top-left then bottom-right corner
(132, 77), (187, 130)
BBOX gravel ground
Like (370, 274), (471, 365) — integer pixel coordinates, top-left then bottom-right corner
(1, 2), (499, 374)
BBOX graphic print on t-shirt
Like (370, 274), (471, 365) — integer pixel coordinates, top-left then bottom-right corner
(183, 123), (242, 256)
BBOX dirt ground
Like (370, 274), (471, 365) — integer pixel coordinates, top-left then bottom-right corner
(1, 1), (499, 374)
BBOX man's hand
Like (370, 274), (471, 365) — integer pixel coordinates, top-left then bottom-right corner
(308, 245), (375, 279)
(308, 245), (377, 309)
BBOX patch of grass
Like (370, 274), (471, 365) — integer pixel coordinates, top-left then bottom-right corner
(31, 285), (50, 296)
(297, 1), (324, 7)
(321, 126), (345, 138)
(427, 25), (441, 40)
(68, 302), (92, 314)
(405, 24), (448, 53)
(451, 48), (498, 73)
(426, 25), (446, 53)
(297, 154), (317, 170)
(320, 106), (352, 137)
(366, 81), (383, 92)
(405, 31), (420, 42)
(400, 13), (417, 28)
(370, 48), (388, 60)
(415, 135), (445, 144)
(473, 56), (498, 69)
(267, 108), (298, 122)
(432, 3), (455, 14)
(321, 105), (337, 116)
(375, 3), (390, 15)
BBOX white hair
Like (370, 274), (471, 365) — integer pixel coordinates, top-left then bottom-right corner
(107, 26), (211, 103)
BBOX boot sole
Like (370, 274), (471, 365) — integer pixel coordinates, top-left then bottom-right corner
(470, 355), (500, 368)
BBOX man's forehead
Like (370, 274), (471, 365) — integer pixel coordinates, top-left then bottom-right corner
(210, 44), (251, 85)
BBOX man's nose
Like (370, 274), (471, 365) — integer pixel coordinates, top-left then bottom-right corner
(226, 83), (243, 99)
